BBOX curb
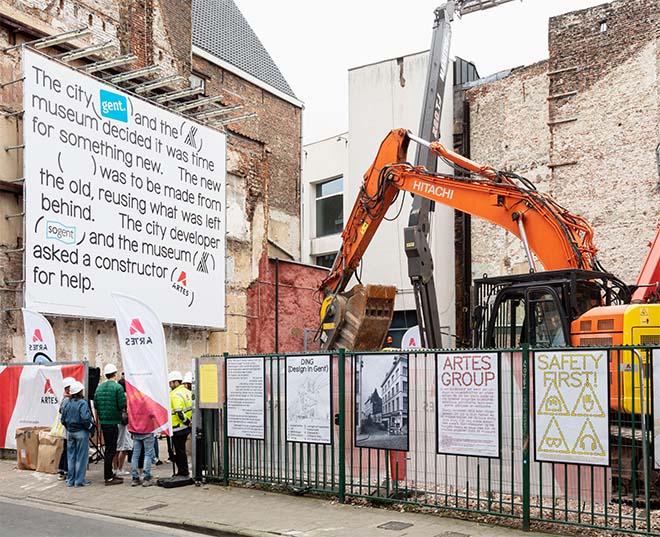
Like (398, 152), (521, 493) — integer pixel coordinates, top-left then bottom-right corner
(1, 493), (280, 537)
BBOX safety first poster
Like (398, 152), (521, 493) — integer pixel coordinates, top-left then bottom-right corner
(534, 350), (609, 466)
(0, 363), (85, 449)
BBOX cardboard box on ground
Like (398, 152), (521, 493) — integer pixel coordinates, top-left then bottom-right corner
(15, 427), (63, 472)
(36, 431), (64, 474)
(15, 427), (50, 470)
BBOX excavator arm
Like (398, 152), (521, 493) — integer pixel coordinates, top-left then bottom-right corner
(319, 128), (600, 350)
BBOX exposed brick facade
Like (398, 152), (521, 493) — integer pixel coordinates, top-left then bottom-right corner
(0, 0), (307, 369)
(464, 0), (659, 286)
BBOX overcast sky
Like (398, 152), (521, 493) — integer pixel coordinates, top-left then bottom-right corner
(233, 0), (608, 143)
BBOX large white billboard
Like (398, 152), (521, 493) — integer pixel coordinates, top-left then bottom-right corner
(22, 49), (226, 328)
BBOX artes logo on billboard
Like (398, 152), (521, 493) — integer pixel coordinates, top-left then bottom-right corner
(125, 318), (152, 346)
(171, 270), (190, 297)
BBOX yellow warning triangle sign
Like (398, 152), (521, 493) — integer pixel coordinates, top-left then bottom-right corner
(538, 416), (570, 454)
(570, 381), (605, 417)
(538, 380), (570, 416)
(571, 417), (606, 457)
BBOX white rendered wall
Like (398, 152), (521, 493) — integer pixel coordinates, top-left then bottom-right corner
(302, 51), (456, 340)
(347, 52), (456, 338)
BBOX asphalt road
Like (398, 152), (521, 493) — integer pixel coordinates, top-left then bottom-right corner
(0, 498), (200, 537)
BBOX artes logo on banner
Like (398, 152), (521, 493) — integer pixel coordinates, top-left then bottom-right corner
(22, 309), (57, 363)
(113, 293), (171, 436)
(0, 362), (85, 449)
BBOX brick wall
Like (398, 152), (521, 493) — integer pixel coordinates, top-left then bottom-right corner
(466, 61), (551, 278)
(246, 254), (327, 354)
(465, 0), (659, 284)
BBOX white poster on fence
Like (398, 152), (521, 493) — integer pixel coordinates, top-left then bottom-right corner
(112, 293), (171, 436)
(436, 352), (500, 457)
(22, 308), (57, 363)
(534, 349), (609, 466)
(286, 355), (332, 444)
(654, 349), (660, 470)
(226, 357), (265, 440)
(22, 48), (226, 328)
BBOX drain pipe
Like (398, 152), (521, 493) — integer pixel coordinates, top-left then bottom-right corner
(274, 257), (280, 353)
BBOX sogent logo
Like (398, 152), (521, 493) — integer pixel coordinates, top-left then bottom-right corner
(126, 318), (152, 346)
(100, 89), (128, 122)
(41, 378), (58, 404)
(46, 221), (76, 245)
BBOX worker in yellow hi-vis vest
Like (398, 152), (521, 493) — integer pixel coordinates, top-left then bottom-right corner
(168, 371), (193, 477)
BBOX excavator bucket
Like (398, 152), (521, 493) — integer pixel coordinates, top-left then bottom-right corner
(322, 284), (396, 351)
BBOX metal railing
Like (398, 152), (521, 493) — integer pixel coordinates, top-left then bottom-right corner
(195, 345), (659, 535)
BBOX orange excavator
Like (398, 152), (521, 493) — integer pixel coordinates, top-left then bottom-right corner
(318, 127), (660, 494)
(318, 127), (642, 352)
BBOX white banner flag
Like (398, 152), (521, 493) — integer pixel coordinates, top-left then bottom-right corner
(22, 309), (57, 363)
(112, 293), (171, 436)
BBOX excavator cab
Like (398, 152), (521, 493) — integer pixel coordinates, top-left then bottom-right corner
(473, 269), (628, 349)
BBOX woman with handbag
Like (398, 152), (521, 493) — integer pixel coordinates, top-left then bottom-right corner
(60, 381), (95, 487)
(55, 376), (76, 480)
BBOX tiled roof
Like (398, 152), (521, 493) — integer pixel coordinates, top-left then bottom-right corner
(192, 0), (297, 99)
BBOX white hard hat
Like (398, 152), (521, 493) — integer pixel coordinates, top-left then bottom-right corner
(168, 370), (183, 383)
(70, 381), (84, 395)
(62, 377), (76, 389)
(183, 371), (193, 384)
(104, 363), (118, 376)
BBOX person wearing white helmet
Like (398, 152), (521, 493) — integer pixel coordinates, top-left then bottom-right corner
(169, 370), (193, 477)
(56, 376), (78, 480)
(60, 381), (94, 487)
(183, 371), (193, 391)
(92, 363), (126, 485)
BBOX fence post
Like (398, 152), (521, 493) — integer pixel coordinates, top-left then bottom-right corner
(222, 352), (229, 487)
(521, 345), (531, 531)
(338, 349), (346, 503)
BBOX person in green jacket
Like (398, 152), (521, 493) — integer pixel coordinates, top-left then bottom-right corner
(93, 363), (126, 485)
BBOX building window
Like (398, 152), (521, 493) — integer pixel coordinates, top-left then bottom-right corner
(314, 253), (337, 269)
(190, 73), (206, 93)
(315, 176), (343, 237)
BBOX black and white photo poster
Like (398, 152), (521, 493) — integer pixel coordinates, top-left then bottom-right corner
(355, 354), (409, 451)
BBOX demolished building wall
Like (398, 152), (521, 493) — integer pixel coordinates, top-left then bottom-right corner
(465, 0), (659, 283)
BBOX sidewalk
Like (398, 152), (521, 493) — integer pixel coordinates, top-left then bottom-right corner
(0, 459), (559, 537)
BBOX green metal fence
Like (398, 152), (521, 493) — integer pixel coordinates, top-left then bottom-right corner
(195, 346), (659, 535)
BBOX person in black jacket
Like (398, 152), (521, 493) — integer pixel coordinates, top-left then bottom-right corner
(61, 381), (95, 487)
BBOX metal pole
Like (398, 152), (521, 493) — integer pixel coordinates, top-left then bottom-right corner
(521, 345), (531, 531)
(222, 352), (229, 486)
(632, 349), (650, 522)
(338, 349), (346, 503)
(192, 357), (199, 483)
